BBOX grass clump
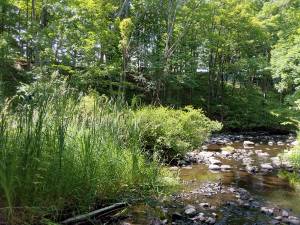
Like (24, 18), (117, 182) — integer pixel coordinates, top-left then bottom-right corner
(0, 84), (174, 224)
(281, 134), (300, 169)
(135, 106), (222, 161)
(0, 78), (220, 224)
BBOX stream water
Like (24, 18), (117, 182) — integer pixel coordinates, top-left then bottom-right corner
(118, 133), (300, 225)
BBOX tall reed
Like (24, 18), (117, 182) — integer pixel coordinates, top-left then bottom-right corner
(0, 90), (165, 224)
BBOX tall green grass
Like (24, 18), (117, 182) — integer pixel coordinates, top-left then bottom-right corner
(0, 90), (169, 224)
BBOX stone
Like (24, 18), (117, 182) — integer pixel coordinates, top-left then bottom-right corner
(216, 140), (226, 145)
(221, 165), (232, 171)
(243, 157), (254, 165)
(257, 152), (270, 158)
(208, 164), (221, 170)
(199, 202), (210, 208)
(161, 219), (168, 225)
(206, 217), (216, 224)
(221, 150), (232, 157)
(285, 216), (300, 225)
(277, 141), (285, 146)
(291, 141), (299, 146)
(270, 219), (280, 224)
(270, 157), (281, 167)
(282, 209), (289, 217)
(209, 158), (222, 165)
(268, 141), (274, 146)
(244, 140), (255, 146)
(274, 216), (282, 220)
(260, 163), (273, 171)
(172, 212), (183, 220)
(184, 205), (197, 216)
(261, 207), (274, 215)
(246, 165), (258, 173)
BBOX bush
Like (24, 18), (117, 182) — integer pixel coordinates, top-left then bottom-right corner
(135, 106), (222, 160)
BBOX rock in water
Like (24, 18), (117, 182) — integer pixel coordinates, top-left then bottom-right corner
(243, 140), (254, 146)
(184, 205), (197, 216)
(209, 158), (222, 165)
(260, 163), (273, 171)
(221, 165), (232, 171)
(209, 164), (221, 171)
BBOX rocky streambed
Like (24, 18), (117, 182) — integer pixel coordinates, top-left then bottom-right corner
(119, 133), (300, 225)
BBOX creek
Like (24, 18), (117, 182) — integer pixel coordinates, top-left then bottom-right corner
(119, 133), (300, 225)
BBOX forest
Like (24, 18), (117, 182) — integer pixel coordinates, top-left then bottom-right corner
(1, 0), (300, 224)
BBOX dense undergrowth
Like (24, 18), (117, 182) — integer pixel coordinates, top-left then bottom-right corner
(0, 79), (220, 224)
(136, 106), (222, 161)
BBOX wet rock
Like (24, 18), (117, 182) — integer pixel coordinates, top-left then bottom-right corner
(206, 217), (216, 224)
(255, 150), (262, 154)
(268, 141), (274, 146)
(260, 163), (273, 171)
(221, 165), (232, 171)
(199, 202), (210, 208)
(271, 157), (282, 168)
(277, 141), (285, 146)
(261, 207), (274, 215)
(274, 216), (282, 221)
(246, 165), (259, 173)
(172, 212), (183, 220)
(270, 219), (280, 224)
(243, 140), (255, 146)
(284, 216), (300, 225)
(243, 157), (254, 165)
(282, 209), (289, 217)
(184, 204), (197, 217)
(257, 152), (270, 158)
(216, 140), (226, 145)
(221, 150), (232, 157)
(208, 164), (221, 171)
(209, 158), (221, 165)
(192, 213), (206, 222)
(161, 219), (168, 225)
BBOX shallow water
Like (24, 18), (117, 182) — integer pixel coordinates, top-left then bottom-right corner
(120, 135), (300, 225)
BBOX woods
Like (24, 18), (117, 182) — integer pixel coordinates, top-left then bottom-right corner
(1, 0), (300, 224)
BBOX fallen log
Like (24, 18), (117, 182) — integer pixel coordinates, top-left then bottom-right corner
(61, 202), (128, 224)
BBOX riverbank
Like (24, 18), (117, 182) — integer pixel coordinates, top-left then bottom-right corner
(117, 133), (300, 225)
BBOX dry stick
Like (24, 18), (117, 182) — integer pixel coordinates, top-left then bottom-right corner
(61, 202), (128, 224)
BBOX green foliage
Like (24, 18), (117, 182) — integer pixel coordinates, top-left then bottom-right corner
(278, 171), (300, 189)
(135, 106), (222, 160)
(0, 86), (176, 224)
(271, 33), (300, 92)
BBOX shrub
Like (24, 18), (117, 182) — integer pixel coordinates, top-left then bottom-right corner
(135, 106), (222, 160)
